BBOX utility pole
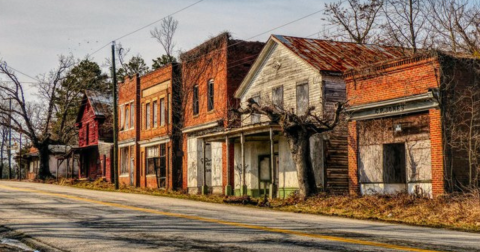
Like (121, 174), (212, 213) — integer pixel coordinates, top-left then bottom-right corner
(111, 41), (119, 190)
(8, 98), (11, 180)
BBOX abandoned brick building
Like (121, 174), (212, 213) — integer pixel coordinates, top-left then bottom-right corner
(200, 35), (404, 198)
(75, 90), (113, 181)
(118, 64), (182, 189)
(181, 32), (264, 195)
(345, 52), (480, 197)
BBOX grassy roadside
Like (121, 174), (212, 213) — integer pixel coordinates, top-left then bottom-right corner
(43, 179), (480, 233)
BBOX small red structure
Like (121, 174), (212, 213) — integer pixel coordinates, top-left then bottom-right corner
(75, 90), (114, 181)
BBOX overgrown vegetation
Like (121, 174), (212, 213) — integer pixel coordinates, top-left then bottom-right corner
(51, 179), (480, 232)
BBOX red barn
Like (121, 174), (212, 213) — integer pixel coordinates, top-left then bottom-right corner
(75, 90), (114, 181)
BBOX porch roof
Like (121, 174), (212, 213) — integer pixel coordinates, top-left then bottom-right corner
(199, 123), (282, 142)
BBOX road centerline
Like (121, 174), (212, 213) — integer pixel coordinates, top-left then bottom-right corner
(0, 184), (442, 252)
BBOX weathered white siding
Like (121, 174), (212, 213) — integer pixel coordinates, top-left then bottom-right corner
(187, 137), (224, 194)
(239, 43), (324, 125)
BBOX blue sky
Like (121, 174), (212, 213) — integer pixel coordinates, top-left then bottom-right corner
(0, 0), (334, 85)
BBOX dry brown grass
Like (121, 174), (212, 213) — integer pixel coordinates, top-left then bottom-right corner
(60, 178), (224, 204)
(52, 179), (480, 232)
(269, 192), (480, 232)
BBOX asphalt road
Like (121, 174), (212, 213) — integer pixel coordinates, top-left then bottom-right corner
(0, 181), (479, 252)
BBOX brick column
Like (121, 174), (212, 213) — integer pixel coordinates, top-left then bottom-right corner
(348, 121), (360, 196)
(429, 108), (445, 197)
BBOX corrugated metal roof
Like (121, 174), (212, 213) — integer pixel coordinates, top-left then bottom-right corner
(85, 90), (112, 117)
(272, 35), (407, 72)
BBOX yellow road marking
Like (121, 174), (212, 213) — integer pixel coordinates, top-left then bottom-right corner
(0, 184), (441, 252)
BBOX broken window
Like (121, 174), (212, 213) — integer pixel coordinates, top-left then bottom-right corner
(296, 82), (309, 115)
(272, 86), (284, 108)
(193, 85), (199, 115)
(251, 95), (260, 124)
(207, 79), (214, 111)
(160, 98), (165, 126)
(383, 143), (406, 183)
(146, 146), (159, 175)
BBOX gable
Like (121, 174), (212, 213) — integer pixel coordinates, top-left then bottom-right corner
(237, 41), (326, 126)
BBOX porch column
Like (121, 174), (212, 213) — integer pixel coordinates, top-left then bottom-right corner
(202, 140), (208, 195)
(241, 133), (247, 195)
(269, 128), (276, 199)
(225, 136), (232, 195)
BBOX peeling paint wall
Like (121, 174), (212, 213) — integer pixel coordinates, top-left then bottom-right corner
(233, 136), (324, 195)
(357, 113), (433, 196)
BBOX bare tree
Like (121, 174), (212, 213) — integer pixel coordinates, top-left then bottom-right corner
(0, 122), (7, 179)
(232, 99), (343, 198)
(324, 0), (384, 43)
(382, 0), (428, 52)
(151, 16), (179, 58)
(0, 56), (74, 179)
(427, 0), (480, 54)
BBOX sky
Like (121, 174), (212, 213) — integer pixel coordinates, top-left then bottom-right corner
(0, 0), (334, 90)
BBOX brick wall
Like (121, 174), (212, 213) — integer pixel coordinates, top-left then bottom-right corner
(346, 57), (440, 106)
(429, 108), (444, 196)
(345, 56), (445, 196)
(347, 121), (359, 195)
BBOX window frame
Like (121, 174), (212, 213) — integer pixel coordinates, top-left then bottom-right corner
(160, 98), (165, 126)
(251, 95), (261, 124)
(125, 105), (130, 129)
(130, 102), (135, 129)
(272, 85), (284, 108)
(145, 102), (151, 129)
(207, 79), (214, 111)
(193, 85), (199, 115)
(153, 100), (158, 128)
(296, 82), (309, 115)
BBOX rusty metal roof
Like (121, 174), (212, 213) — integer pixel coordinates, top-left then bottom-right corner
(272, 35), (406, 72)
(85, 90), (112, 117)
(76, 90), (112, 123)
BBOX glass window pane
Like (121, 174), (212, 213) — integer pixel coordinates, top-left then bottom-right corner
(153, 101), (158, 127)
(160, 98), (165, 126)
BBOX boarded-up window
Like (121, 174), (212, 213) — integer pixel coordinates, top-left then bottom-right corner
(193, 85), (199, 115)
(160, 98), (165, 126)
(272, 86), (283, 108)
(120, 147), (129, 174)
(153, 100), (158, 127)
(251, 95), (260, 124)
(145, 103), (150, 129)
(383, 143), (406, 183)
(130, 103), (135, 129)
(296, 83), (309, 115)
(207, 79), (214, 111)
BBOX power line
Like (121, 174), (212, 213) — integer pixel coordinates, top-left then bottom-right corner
(90, 0), (205, 57)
